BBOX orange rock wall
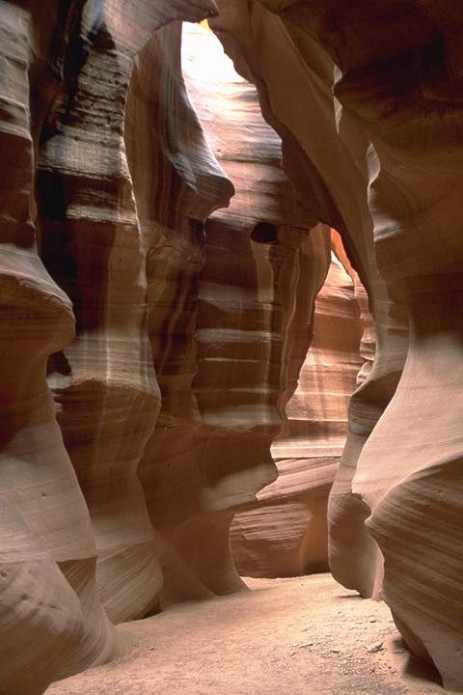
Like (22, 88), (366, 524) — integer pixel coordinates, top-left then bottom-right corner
(1, 1), (462, 693)
(210, 1), (463, 690)
(0, 4), (335, 692)
(0, 1), (229, 692)
(231, 234), (367, 577)
(135, 22), (331, 603)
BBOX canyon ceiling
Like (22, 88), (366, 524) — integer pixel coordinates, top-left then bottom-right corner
(0, 1), (462, 693)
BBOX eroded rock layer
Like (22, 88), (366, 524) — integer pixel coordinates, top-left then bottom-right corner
(0, 1), (228, 692)
(231, 233), (367, 577)
(135, 22), (331, 603)
(1, 0), (462, 693)
(210, 1), (463, 690)
(126, 19), (238, 603)
(209, 0), (408, 601)
(0, 4), (124, 691)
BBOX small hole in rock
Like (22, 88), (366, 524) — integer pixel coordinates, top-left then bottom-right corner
(250, 221), (278, 244)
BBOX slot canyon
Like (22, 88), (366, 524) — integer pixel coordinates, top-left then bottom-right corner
(0, 1), (462, 694)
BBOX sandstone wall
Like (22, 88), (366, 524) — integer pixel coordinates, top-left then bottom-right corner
(1, 0), (462, 692)
(0, 1), (227, 692)
(134, 22), (331, 603)
(210, 1), (463, 689)
(231, 231), (368, 577)
(0, 3), (335, 691)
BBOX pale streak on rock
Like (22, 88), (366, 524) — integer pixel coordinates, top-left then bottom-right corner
(211, 0), (463, 689)
(231, 230), (367, 577)
(174, 22), (332, 593)
(209, 0), (409, 601)
(0, 2), (122, 691)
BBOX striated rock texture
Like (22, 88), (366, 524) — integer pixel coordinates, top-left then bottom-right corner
(1, 0), (463, 693)
(1, 7), (335, 691)
(231, 232), (367, 578)
(209, 0), (408, 602)
(38, 5), (232, 627)
(0, 3), (125, 692)
(36, 0), (232, 635)
(125, 19), (237, 603)
(210, 0), (463, 690)
(0, 0), (229, 692)
(37, 0), (161, 629)
(135, 22), (331, 603)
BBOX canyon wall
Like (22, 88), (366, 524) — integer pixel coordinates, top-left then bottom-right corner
(0, 1), (230, 692)
(210, 0), (463, 690)
(231, 234), (368, 578)
(0, 3), (331, 692)
(1, 0), (462, 693)
(135, 21), (331, 604)
(178, 22), (334, 589)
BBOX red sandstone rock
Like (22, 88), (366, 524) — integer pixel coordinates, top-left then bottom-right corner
(209, 0), (408, 601)
(211, 1), (463, 689)
(0, 3), (126, 691)
(0, 1), (223, 692)
(135, 22), (330, 603)
(1, 1), (462, 692)
(231, 232), (367, 577)
(38, 0), (224, 631)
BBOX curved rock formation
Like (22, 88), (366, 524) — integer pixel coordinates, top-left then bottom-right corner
(209, 0), (409, 600)
(231, 232), (368, 577)
(0, 3), (124, 691)
(126, 19), (236, 603)
(210, 1), (463, 689)
(37, 0), (224, 627)
(1, 1), (462, 692)
(0, 0), (229, 691)
(135, 22), (331, 603)
(37, 8), (159, 627)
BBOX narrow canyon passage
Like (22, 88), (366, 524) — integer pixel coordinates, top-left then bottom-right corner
(1, 3), (463, 694)
(45, 24), (445, 695)
(47, 574), (445, 695)
(180, 21), (367, 584)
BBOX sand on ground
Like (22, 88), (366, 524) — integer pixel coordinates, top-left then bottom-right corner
(47, 573), (448, 695)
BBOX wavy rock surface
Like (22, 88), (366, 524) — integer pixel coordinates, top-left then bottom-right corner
(1, 1), (462, 692)
(209, 0), (409, 601)
(211, 1), (463, 689)
(231, 233), (367, 577)
(37, 0), (224, 629)
(0, 0), (226, 692)
(135, 23), (331, 603)
(0, 2), (125, 691)
(126, 20), (236, 603)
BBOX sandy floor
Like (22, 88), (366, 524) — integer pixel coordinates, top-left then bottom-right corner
(47, 574), (449, 695)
